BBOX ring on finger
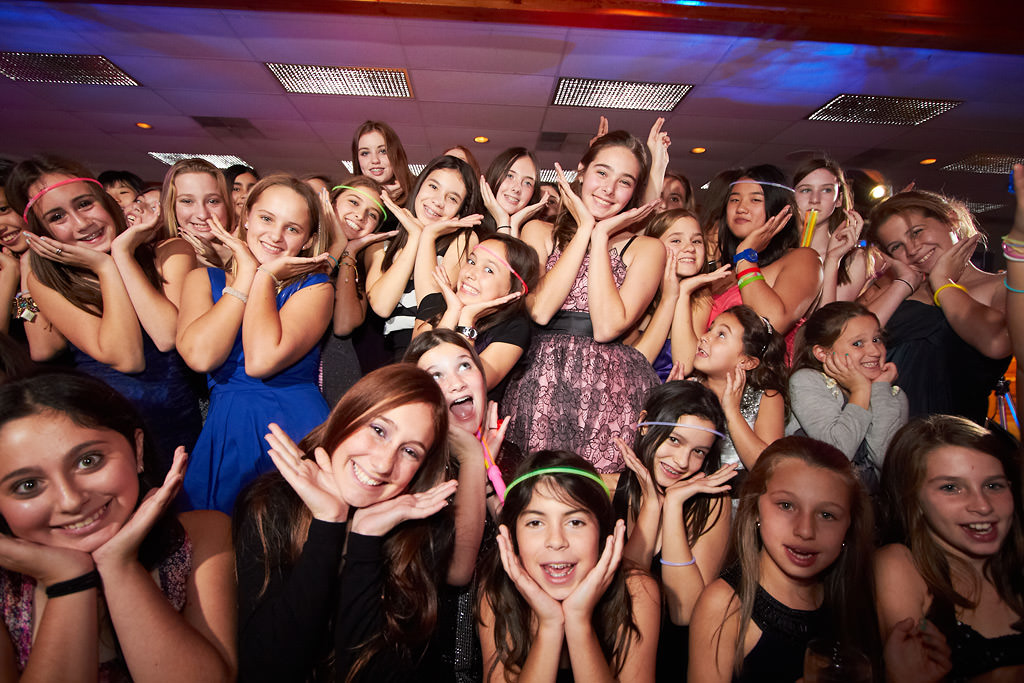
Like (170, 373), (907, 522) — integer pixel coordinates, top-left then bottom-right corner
(55, 248), (63, 255)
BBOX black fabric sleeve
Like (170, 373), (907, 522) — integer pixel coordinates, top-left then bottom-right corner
(415, 292), (446, 322)
(236, 518), (347, 682)
(333, 533), (387, 681)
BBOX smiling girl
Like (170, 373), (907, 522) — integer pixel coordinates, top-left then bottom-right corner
(479, 147), (544, 238)
(161, 159), (235, 268)
(176, 175), (332, 513)
(351, 121), (414, 214)
(479, 450), (661, 682)
(788, 302), (908, 493)
(0, 372), (235, 681)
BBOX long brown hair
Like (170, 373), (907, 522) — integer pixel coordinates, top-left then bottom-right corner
(792, 158), (861, 286)
(725, 436), (878, 676)
(880, 416), (1024, 629)
(791, 301), (880, 374)
(233, 364), (451, 677)
(351, 120), (414, 206)
(6, 155), (160, 314)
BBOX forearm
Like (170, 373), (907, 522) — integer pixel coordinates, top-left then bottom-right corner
(934, 286), (1011, 358)
(334, 534), (387, 674)
(19, 590), (99, 683)
(528, 225), (592, 324)
(660, 504), (705, 626)
(563, 618), (617, 683)
(725, 409), (771, 469)
(367, 241), (418, 318)
(790, 375), (870, 459)
(332, 270), (367, 336)
(587, 234), (632, 342)
(242, 275), (331, 378)
(413, 230), (442, 303)
(447, 448), (487, 586)
(632, 293), (676, 363)
(0, 270), (17, 332)
(100, 562), (231, 683)
(622, 503), (661, 568)
(734, 271), (792, 331)
(818, 257), (842, 308)
(864, 384), (908, 469)
(176, 281), (247, 374)
(91, 263), (145, 372)
(112, 246), (179, 351)
(669, 295), (701, 376)
(517, 620), (565, 683)
(864, 280), (911, 326)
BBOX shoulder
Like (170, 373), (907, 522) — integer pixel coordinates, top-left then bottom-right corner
(521, 219), (554, 251)
(178, 510), (233, 559)
(184, 265), (216, 289)
(621, 235), (665, 266)
(874, 543), (919, 576)
(154, 236), (197, 261)
(770, 246), (821, 274)
(789, 368), (829, 390)
(693, 577), (739, 623)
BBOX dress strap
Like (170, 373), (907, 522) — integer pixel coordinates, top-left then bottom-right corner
(618, 235), (638, 260)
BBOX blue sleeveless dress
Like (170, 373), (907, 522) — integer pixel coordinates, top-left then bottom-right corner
(182, 268), (331, 513)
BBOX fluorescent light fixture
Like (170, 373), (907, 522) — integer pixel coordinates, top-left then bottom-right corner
(942, 153), (1024, 174)
(808, 94), (961, 126)
(267, 63), (412, 97)
(553, 77), (691, 112)
(700, 181), (711, 190)
(148, 152), (251, 168)
(965, 201), (1005, 214)
(341, 161), (354, 173)
(409, 164), (425, 175)
(0, 52), (138, 86)
(539, 169), (578, 183)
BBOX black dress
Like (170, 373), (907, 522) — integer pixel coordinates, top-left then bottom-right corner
(927, 597), (1024, 682)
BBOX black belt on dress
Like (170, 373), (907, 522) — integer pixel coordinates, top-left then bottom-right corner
(543, 311), (594, 337)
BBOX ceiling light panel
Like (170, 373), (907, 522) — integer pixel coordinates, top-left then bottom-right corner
(965, 201), (1005, 214)
(807, 94), (961, 126)
(0, 52), (138, 86)
(553, 77), (691, 112)
(539, 169), (578, 183)
(409, 164), (425, 175)
(267, 63), (412, 97)
(942, 153), (1024, 174)
(148, 152), (251, 168)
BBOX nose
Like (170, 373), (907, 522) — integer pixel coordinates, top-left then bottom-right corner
(55, 477), (86, 514)
(441, 373), (467, 395)
(966, 488), (994, 515)
(793, 509), (815, 540)
(367, 447), (397, 478)
(545, 524), (568, 550)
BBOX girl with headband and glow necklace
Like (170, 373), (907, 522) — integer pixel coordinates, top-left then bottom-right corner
(413, 232), (539, 393)
(612, 380), (736, 681)
(5, 155), (202, 474)
(706, 164), (822, 343)
(479, 450), (660, 683)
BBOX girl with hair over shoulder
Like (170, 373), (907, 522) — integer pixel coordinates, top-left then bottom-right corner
(0, 372), (235, 682)
(689, 436), (880, 682)
(875, 415), (1023, 682)
(479, 147), (545, 238)
(478, 450), (661, 683)
(503, 130), (665, 473)
(865, 190), (1010, 423)
(351, 120), (414, 222)
(6, 155), (202, 472)
(233, 364), (458, 683)
(788, 301), (908, 493)
(176, 175), (333, 513)
(161, 158), (235, 268)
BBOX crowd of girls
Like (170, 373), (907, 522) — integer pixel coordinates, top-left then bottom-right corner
(0, 115), (1021, 682)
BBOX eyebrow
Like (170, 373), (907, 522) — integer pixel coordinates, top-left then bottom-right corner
(593, 162), (637, 182)
(0, 439), (108, 485)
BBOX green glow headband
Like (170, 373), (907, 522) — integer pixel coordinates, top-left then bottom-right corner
(332, 185), (387, 222)
(505, 466), (611, 498)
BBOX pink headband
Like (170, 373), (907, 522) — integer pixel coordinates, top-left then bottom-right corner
(474, 243), (528, 295)
(23, 177), (103, 222)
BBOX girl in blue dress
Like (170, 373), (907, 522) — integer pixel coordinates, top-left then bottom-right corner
(177, 175), (333, 513)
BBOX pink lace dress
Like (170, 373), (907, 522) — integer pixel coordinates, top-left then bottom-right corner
(503, 244), (659, 472)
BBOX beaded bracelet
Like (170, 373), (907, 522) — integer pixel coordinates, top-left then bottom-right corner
(222, 286), (248, 304)
(933, 281), (967, 307)
(660, 557), (697, 567)
(46, 569), (100, 598)
(12, 290), (38, 321)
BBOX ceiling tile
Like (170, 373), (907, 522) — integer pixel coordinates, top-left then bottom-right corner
(409, 70), (554, 106)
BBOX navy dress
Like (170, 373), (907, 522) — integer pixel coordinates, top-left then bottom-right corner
(183, 268), (331, 513)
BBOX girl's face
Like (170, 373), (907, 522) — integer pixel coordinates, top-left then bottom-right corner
(357, 131), (394, 185)
(694, 312), (751, 378)
(578, 146), (640, 221)
(414, 168), (466, 224)
(175, 172), (228, 234)
(918, 445), (1014, 561)
(757, 457), (851, 582)
(818, 315), (886, 382)
(334, 188), (382, 241)
(105, 182), (138, 211)
(417, 342), (488, 432)
(875, 209), (956, 275)
(457, 240), (513, 305)
(515, 481), (601, 600)
(29, 174), (117, 252)
(231, 172), (258, 215)
(539, 185), (560, 221)
(726, 179), (767, 238)
(794, 168), (841, 222)
(659, 216), (705, 278)
(495, 156), (537, 215)
(0, 411), (141, 553)
(0, 188), (29, 254)
(649, 415), (718, 489)
(330, 402), (434, 509)
(661, 177), (688, 211)
(244, 185), (314, 264)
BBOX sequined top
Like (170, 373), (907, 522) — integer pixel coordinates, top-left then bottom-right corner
(718, 384), (764, 469)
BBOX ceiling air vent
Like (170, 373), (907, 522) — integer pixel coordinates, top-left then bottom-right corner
(553, 78), (691, 112)
(942, 153), (1024, 174)
(537, 131), (568, 152)
(266, 63), (411, 97)
(0, 52), (138, 86)
(193, 116), (264, 139)
(808, 94), (961, 126)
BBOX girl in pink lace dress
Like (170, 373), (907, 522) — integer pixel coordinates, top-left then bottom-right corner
(503, 131), (664, 472)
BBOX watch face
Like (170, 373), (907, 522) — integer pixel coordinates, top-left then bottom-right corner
(457, 326), (478, 340)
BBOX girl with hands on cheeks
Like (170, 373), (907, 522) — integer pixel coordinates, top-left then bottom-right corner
(504, 131), (666, 473)
(160, 158), (235, 269)
(479, 147), (546, 239)
(6, 155), (202, 474)
(0, 373), (236, 683)
(479, 451), (661, 683)
(788, 302), (908, 494)
(865, 191), (1010, 423)
(233, 365), (458, 683)
(176, 175), (333, 513)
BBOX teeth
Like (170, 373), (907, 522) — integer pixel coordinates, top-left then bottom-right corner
(967, 523), (993, 532)
(352, 462), (384, 487)
(544, 563), (574, 577)
(63, 506), (104, 530)
(451, 396), (471, 407)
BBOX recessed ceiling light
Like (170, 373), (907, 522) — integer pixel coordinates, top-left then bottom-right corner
(965, 201), (1005, 214)
(942, 153), (1024, 174)
(148, 152), (251, 168)
(135, 122), (152, 129)
(473, 136), (489, 144)
(0, 52), (138, 86)
(409, 164), (425, 175)
(266, 63), (412, 97)
(919, 158), (937, 165)
(870, 184), (888, 199)
(808, 94), (961, 126)
(539, 169), (578, 183)
(553, 77), (692, 112)
(700, 181), (711, 190)
(690, 147), (707, 154)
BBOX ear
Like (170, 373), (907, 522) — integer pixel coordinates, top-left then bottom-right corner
(739, 355), (761, 371)
(303, 234), (315, 251)
(133, 429), (145, 474)
(812, 345), (829, 364)
(577, 162), (585, 174)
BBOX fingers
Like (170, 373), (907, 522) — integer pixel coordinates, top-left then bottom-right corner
(647, 117), (665, 144)
(313, 446), (334, 478)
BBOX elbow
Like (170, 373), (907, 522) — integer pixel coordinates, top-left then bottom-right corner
(178, 346), (218, 374)
(244, 354), (280, 379)
(367, 294), (394, 319)
(984, 334), (1012, 360)
(592, 321), (629, 344)
(110, 355), (146, 374)
(667, 601), (695, 627)
(530, 307), (554, 326)
(333, 318), (358, 337)
(152, 331), (177, 353)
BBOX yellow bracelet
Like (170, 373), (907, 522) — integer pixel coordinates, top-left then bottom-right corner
(933, 281), (967, 307)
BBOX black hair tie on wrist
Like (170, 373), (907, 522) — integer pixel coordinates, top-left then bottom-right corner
(46, 569), (101, 598)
